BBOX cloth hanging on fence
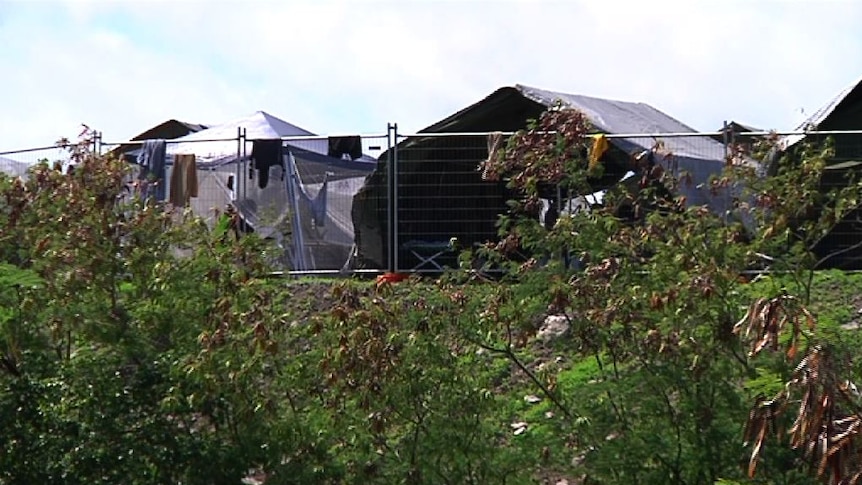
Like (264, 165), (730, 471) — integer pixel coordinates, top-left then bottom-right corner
(137, 139), (167, 201)
(589, 134), (609, 172)
(327, 136), (363, 160)
(251, 139), (284, 189)
(169, 154), (198, 207)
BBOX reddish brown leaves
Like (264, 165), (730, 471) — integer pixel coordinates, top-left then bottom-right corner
(478, 107), (590, 192)
(733, 295), (814, 359)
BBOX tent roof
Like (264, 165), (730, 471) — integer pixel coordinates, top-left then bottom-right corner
(716, 121), (762, 133)
(516, 84), (698, 135)
(167, 110), (325, 164)
(107, 118), (207, 158)
(174, 110), (314, 142)
(782, 73), (862, 147)
(167, 111), (382, 166)
(794, 75), (862, 130)
(416, 84), (727, 163)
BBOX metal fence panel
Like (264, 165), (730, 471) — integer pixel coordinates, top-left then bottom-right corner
(8, 128), (862, 274)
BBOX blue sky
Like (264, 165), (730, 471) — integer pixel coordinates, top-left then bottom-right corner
(1, 0), (862, 152)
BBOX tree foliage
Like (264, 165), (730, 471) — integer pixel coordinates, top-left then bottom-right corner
(476, 109), (862, 484)
(3, 116), (862, 485)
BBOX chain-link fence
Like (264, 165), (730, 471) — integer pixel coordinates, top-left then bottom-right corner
(4, 127), (862, 274)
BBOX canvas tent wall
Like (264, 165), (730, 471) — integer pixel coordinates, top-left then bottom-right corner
(352, 84), (732, 270)
(777, 74), (862, 268)
(117, 110), (377, 271)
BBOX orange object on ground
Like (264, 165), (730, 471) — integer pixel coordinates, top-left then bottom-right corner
(376, 272), (409, 286)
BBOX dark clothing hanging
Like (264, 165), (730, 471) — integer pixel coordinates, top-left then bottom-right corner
(137, 139), (167, 201)
(251, 139), (284, 189)
(327, 136), (363, 160)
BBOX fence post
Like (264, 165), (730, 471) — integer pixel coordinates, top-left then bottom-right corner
(392, 123), (399, 273)
(235, 127), (242, 202)
(386, 123), (395, 272)
(241, 127), (247, 201)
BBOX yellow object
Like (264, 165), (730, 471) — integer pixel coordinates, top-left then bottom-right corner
(589, 134), (609, 171)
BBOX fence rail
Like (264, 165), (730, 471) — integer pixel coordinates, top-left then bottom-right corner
(3, 126), (862, 274)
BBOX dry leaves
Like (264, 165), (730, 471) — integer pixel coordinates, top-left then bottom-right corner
(737, 295), (862, 483)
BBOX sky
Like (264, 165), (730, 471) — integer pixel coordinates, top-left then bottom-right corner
(1, 0), (861, 153)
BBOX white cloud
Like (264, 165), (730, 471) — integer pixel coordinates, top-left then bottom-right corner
(1, 0), (861, 153)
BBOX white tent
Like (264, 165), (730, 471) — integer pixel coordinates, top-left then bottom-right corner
(148, 110), (377, 271)
(166, 110), (330, 165)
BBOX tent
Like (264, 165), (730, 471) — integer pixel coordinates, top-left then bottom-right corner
(711, 121), (764, 147)
(776, 75), (862, 268)
(119, 110), (377, 271)
(780, 74), (862, 158)
(168, 111), (325, 165)
(106, 119), (207, 161)
(352, 84), (733, 270)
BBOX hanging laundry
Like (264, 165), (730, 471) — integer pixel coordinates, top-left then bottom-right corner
(138, 141), (166, 197)
(137, 139), (167, 200)
(589, 134), (609, 172)
(327, 136), (363, 160)
(251, 139), (284, 189)
(169, 154), (198, 207)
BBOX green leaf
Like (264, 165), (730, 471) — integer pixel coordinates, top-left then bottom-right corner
(0, 263), (43, 289)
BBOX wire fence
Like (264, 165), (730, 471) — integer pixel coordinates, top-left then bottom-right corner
(3, 127), (862, 274)
(0, 144), (79, 175)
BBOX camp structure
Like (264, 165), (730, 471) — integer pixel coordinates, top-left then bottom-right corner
(712, 121), (765, 151)
(777, 74), (862, 268)
(116, 111), (378, 271)
(352, 84), (733, 271)
(106, 119), (207, 161)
